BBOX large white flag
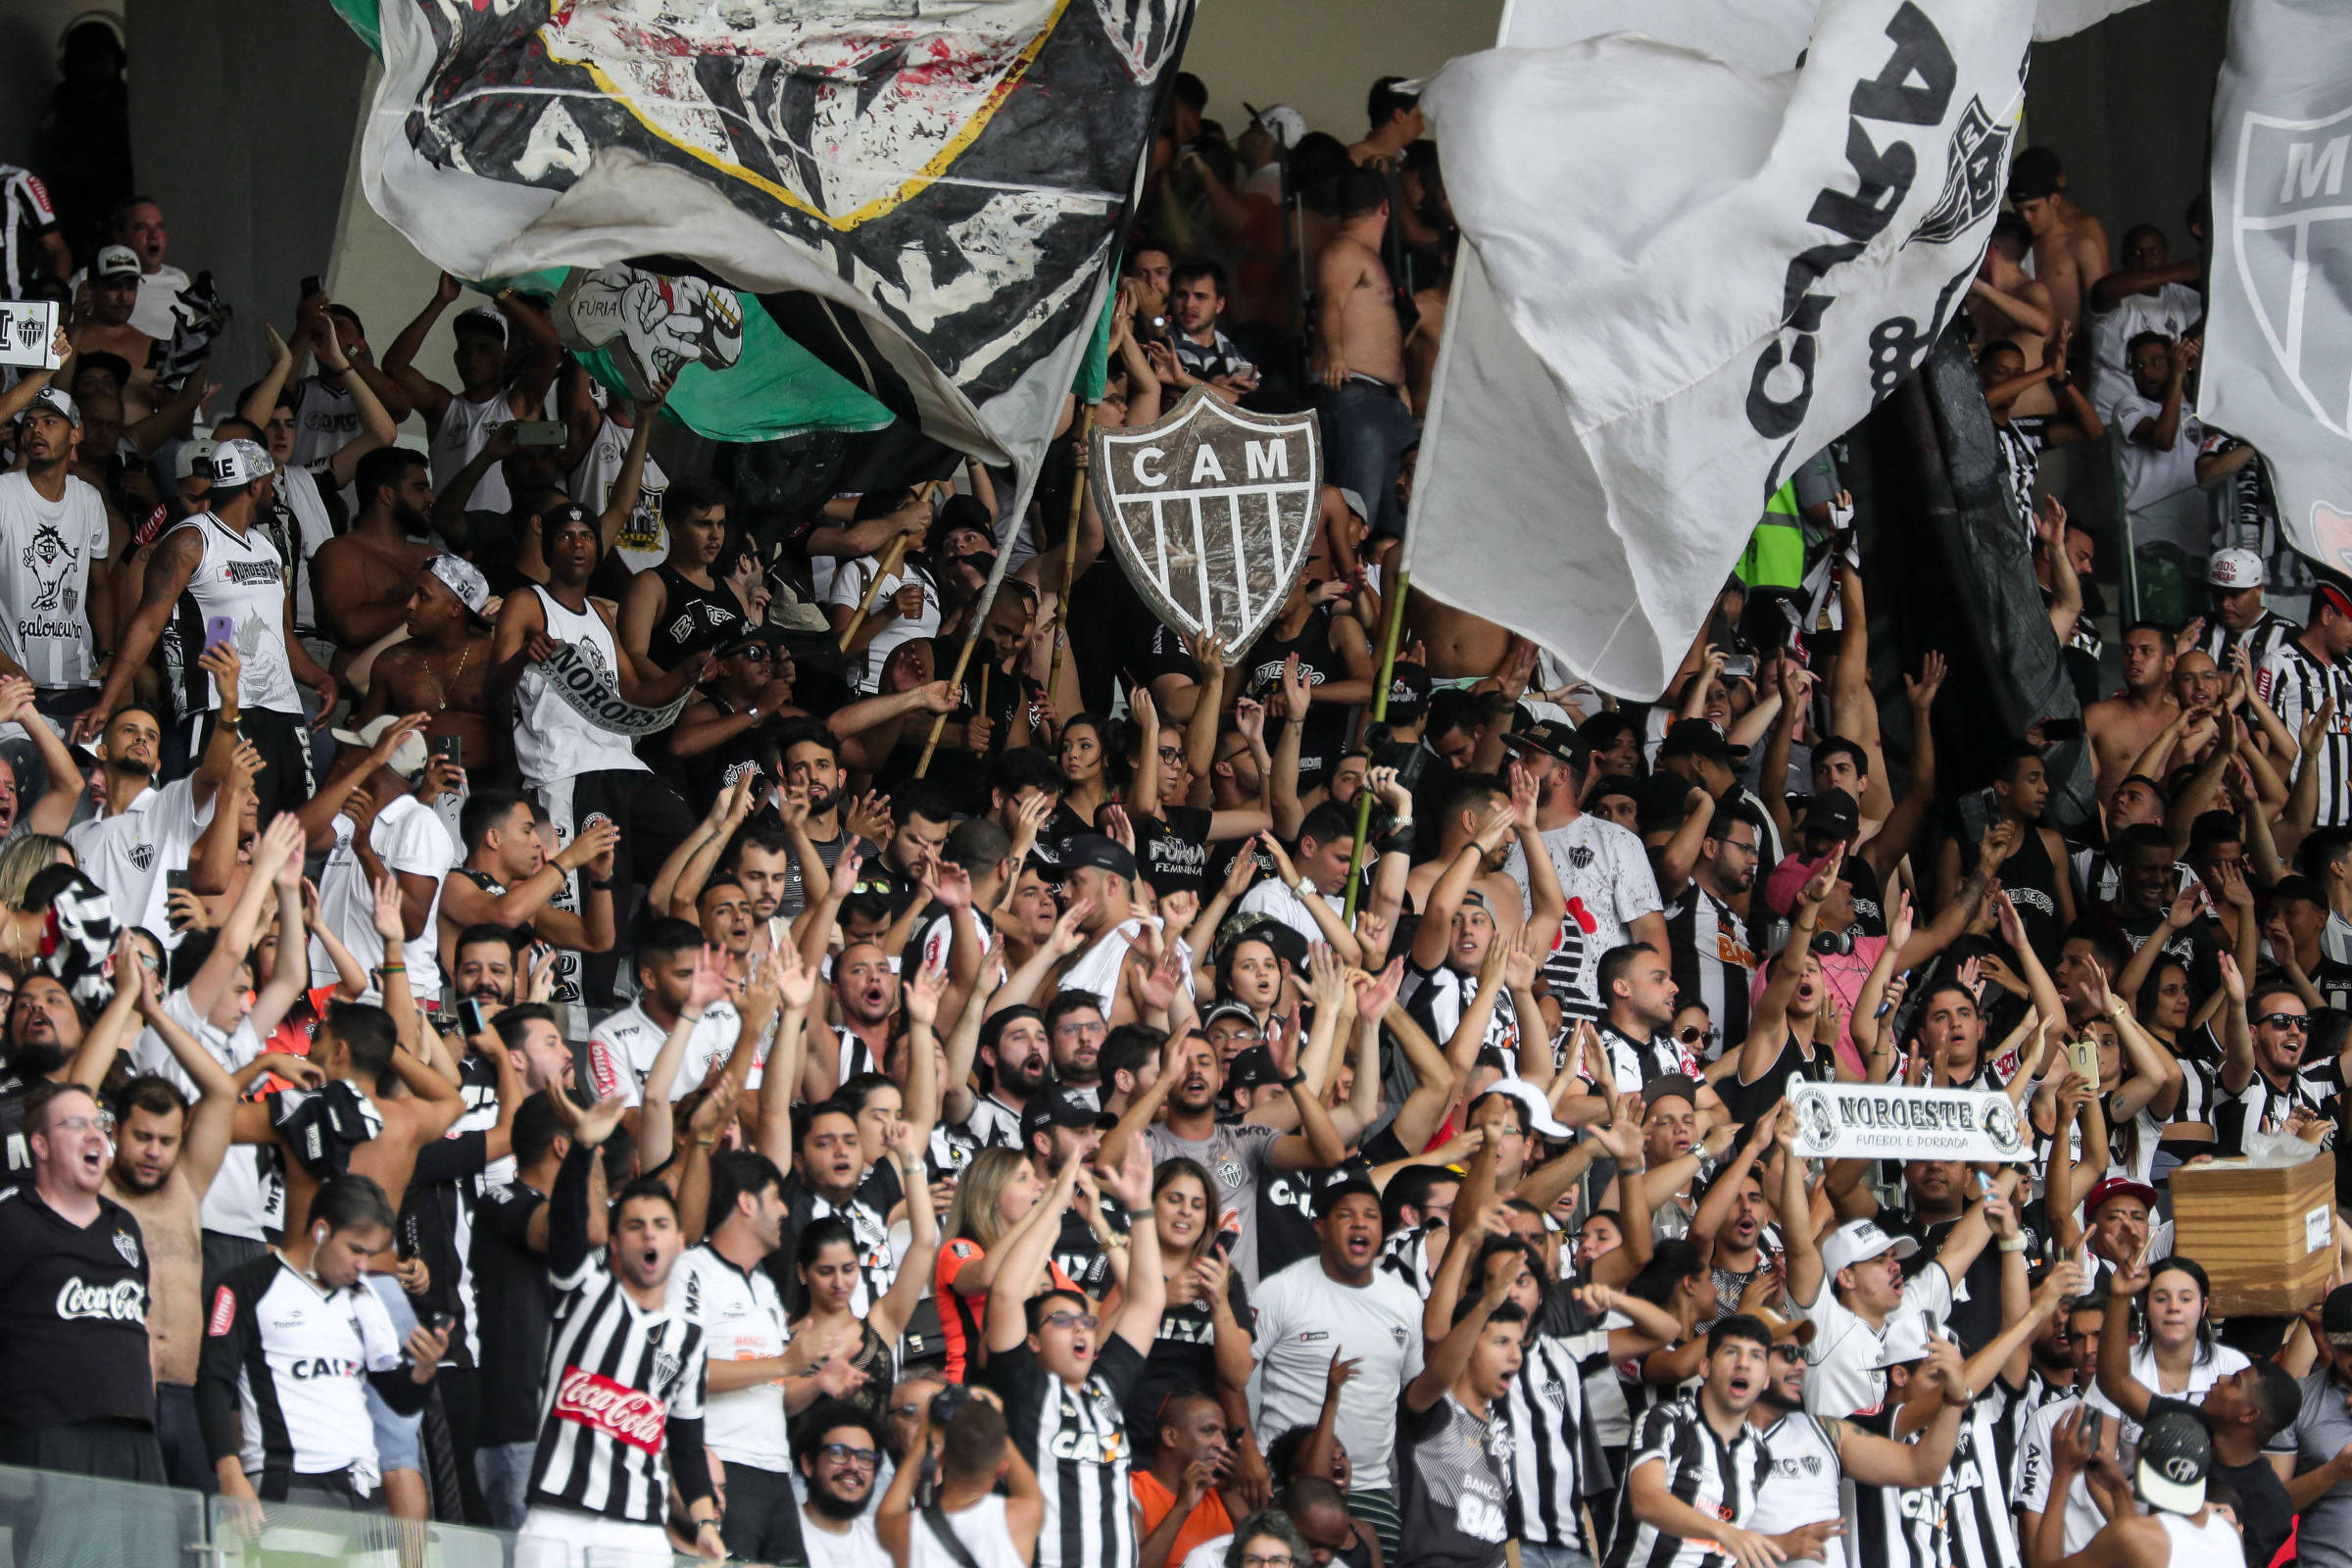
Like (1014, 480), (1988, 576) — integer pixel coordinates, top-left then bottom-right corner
(2201, 0), (2352, 574)
(1408, 0), (2140, 698)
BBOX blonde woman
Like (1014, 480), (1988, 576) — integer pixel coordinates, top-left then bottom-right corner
(935, 1148), (1080, 1384)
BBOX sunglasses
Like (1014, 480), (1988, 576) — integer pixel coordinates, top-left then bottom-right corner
(818, 1444), (879, 1470)
(1770, 1343), (1804, 1360)
(2257, 1012), (2310, 1032)
(1677, 1024), (1719, 1047)
(736, 644), (773, 662)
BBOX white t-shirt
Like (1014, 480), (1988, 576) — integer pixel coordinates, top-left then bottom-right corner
(2112, 391), (2208, 512)
(2013, 1393), (2108, 1556)
(1792, 1260), (1953, 1418)
(1249, 1257), (1426, 1491)
(1235, 876), (1343, 949)
(826, 554), (938, 694)
(308, 794), (458, 1003)
(2082, 1341), (2250, 1447)
(667, 1242), (791, 1471)
(571, 415), (669, 574)
(586, 1000), (744, 1105)
(801, 1512), (891, 1568)
(0, 470), (109, 689)
(67, 775), (213, 952)
(2089, 284), (2203, 422)
(1503, 813), (1662, 1019)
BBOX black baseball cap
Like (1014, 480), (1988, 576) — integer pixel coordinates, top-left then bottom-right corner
(1658, 718), (1735, 763)
(1384, 662), (1432, 723)
(1801, 787), (1861, 842)
(2321, 1282), (2352, 1336)
(1228, 1045), (1286, 1091)
(1043, 834), (1136, 881)
(2135, 1407), (2212, 1513)
(1020, 1088), (1116, 1142)
(1502, 718), (1580, 764)
(1312, 1174), (1381, 1219)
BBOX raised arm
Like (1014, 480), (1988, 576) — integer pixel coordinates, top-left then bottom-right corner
(986, 1159), (1081, 1354)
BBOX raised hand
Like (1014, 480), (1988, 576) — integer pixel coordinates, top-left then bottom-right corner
(370, 874), (406, 945)
(905, 960), (948, 1027)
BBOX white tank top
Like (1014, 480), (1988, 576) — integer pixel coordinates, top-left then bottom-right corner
(288, 375), (360, 472)
(908, 1494), (1026, 1568)
(512, 584), (647, 788)
(1748, 1412), (1843, 1568)
(279, 466), (339, 634)
(2158, 1509), (2240, 1568)
(570, 415), (668, 573)
(161, 514), (300, 716)
(428, 389), (514, 515)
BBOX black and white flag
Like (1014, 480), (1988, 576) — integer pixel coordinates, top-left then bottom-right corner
(2203, 0), (2352, 573)
(1407, 0), (2145, 699)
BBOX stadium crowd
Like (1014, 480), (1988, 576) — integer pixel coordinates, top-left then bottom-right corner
(4, 51), (2352, 1568)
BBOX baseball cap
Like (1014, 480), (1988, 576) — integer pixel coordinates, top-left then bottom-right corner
(1872, 1313), (1936, 1369)
(2273, 873), (2328, 908)
(328, 713), (430, 779)
(1753, 1306), (1817, 1349)
(203, 438), (275, 490)
(1312, 1174), (1381, 1219)
(172, 438), (217, 479)
(2084, 1175), (2157, 1215)
(1019, 1087), (1116, 1143)
(454, 305), (508, 342)
(2135, 1407), (2213, 1514)
(1245, 103), (1308, 150)
(19, 386), (79, 428)
(1384, 662), (1432, 723)
(94, 244), (141, 280)
(2321, 1282), (2352, 1337)
(1228, 1045), (1288, 1092)
(1473, 1078), (1574, 1140)
(1658, 718), (1735, 763)
(1502, 717), (1580, 764)
(1800, 787), (1861, 843)
(1200, 1001), (1260, 1036)
(1043, 834), (1136, 881)
(1335, 486), (1370, 523)
(2209, 548), (2265, 589)
(1820, 1218), (1920, 1280)
(423, 553), (493, 624)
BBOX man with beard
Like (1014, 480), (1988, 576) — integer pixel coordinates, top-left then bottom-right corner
(1044, 992), (1108, 1108)
(945, 574), (1043, 771)
(668, 627), (803, 802)
(803, 941), (898, 1103)
(0, 387), (117, 706)
(67, 675), (240, 946)
(2085, 623), (2183, 807)
(1664, 802), (1763, 1047)
(2214, 980), (2348, 1155)
(797, 1401), (891, 1568)
(82, 440), (337, 823)
(773, 718), (858, 918)
(316, 447), (440, 671)
(1136, 1392), (1244, 1568)
(0, 676), (86, 841)
(491, 502), (706, 1003)
(963, 1005), (1051, 1151)
(437, 789), (617, 984)
(588, 918), (742, 1110)
(355, 554), (505, 788)
(2097, 822), (2226, 1000)
(0, 976), (91, 1184)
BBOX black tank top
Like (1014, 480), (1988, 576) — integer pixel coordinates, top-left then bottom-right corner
(647, 565), (748, 671)
(1242, 609), (1347, 789)
(1966, 817), (2062, 964)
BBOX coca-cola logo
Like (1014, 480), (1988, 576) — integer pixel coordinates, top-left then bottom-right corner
(57, 1276), (148, 1324)
(553, 1365), (667, 1454)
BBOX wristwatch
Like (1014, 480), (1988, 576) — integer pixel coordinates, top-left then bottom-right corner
(1295, 876), (1317, 901)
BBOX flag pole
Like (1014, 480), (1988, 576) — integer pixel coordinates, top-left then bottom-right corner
(914, 411), (1094, 777)
(1342, 565), (1407, 921)
(1044, 406), (1095, 705)
(836, 533), (911, 652)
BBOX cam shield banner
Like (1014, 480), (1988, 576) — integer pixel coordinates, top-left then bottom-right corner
(1784, 1076), (2031, 1162)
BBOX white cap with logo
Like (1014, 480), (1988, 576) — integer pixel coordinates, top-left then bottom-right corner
(2209, 548), (2264, 589)
(1819, 1217), (1920, 1280)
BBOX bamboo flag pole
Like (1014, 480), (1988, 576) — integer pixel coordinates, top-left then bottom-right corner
(836, 533), (912, 651)
(914, 411), (1095, 777)
(1342, 565), (1409, 922)
(1043, 407), (1095, 705)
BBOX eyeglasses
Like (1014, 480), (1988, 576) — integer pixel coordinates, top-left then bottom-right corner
(1156, 746), (1186, 763)
(1043, 1310), (1101, 1332)
(2257, 1012), (2311, 1032)
(49, 1111), (116, 1137)
(818, 1444), (879, 1471)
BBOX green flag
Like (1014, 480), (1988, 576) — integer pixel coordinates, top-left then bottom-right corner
(1074, 275), (1116, 405)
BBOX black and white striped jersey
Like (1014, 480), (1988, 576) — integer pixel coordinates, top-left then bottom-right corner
(1602, 1396), (1771, 1568)
(1499, 1325), (1615, 1551)
(1665, 885), (1754, 1052)
(2258, 637), (2352, 827)
(1843, 1404), (1939, 1568)
(980, 1338), (1144, 1568)
(0, 166), (57, 299)
(1932, 1382), (2025, 1568)
(2198, 611), (2295, 677)
(526, 1145), (710, 1525)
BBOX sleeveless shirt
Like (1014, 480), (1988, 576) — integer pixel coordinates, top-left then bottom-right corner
(428, 390), (514, 515)
(512, 585), (647, 788)
(161, 514), (300, 717)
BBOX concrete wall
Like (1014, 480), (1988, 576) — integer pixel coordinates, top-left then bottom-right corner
(1178, 0), (1503, 145)
(0, 0), (93, 169)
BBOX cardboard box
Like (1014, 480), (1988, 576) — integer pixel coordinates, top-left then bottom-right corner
(2169, 1151), (2337, 1317)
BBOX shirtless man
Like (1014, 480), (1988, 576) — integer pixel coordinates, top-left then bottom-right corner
(1346, 75), (1423, 168)
(316, 447), (439, 678)
(2085, 621), (2181, 804)
(72, 246), (159, 420)
(1316, 167), (1414, 540)
(1969, 216), (2057, 415)
(355, 555), (503, 782)
(382, 272), (561, 519)
(2008, 147), (2111, 342)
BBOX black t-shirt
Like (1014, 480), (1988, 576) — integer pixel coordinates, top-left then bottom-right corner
(1127, 1269), (1253, 1460)
(0, 1185), (156, 1429)
(468, 1179), (553, 1445)
(2146, 1395), (2294, 1568)
(399, 1128), (490, 1369)
(1241, 610), (1349, 791)
(1136, 805), (1213, 895)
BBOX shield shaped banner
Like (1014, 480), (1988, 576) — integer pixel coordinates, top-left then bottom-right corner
(2228, 104), (2352, 441)
(1091, 388), (1321, 655)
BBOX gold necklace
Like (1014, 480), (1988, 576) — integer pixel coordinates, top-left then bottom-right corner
(433, 639), (474, 712)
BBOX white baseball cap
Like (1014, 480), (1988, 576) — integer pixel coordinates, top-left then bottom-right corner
(94, 244), (141, 280)
(203, 437), (275, 489)
(1246, 103), (1309, 150)
(1475, 1078), (1575, 1141)
(1872, 1312), (1936, 1369)
(1819, 1217), (1919, 1280)
(2209, 548), (2264, 589)
(328, 714), (430, 779)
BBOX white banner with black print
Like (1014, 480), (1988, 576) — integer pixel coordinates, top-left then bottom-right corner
(1784, 1075), (2031, 1162)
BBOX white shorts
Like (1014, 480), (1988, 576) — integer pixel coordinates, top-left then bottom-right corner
(514, 1506), (674, 1568)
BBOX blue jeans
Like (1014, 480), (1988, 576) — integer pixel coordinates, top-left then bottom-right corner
(363, 1276), (422, 1474)
(1321, 379), (1418, 538)
(1520, 1544), (1596, 1568)
(476, 1441), (538, 1530)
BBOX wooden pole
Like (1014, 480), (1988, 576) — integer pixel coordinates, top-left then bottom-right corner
(1342, 565), (1408, 921)
(916, 408), (1095, 778)
(1044, 406), (1095, 706)
(836, 532), (911, 652)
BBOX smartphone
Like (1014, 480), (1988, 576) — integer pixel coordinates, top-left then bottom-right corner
(203, 614), (237, 652)
(300, 274), (322, 300)
(430, 1311), (456, 1332)
(165, 869), (192, 894)
(2080, 1407), (2104, 1455)
(457, 998), (488, 1037)
(2068, 1036), (2102, 1090)
(512, 419), (567, 447)
(2039, 716), (2084, 742)
(1722, 654), (1756, 679)
(433, 734), (464, 766)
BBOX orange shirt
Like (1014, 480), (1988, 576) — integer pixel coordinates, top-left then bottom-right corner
(1133, 1473), (1232, 1565)
(935, 1239), (1082, 1385)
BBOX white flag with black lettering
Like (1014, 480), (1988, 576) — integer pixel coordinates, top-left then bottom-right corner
(1408, 0), (2138, 698)
(2202, 0), (2352, 574)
